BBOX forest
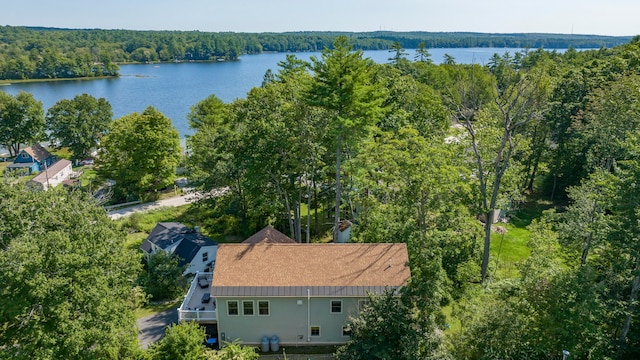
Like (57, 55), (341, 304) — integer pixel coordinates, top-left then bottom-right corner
(2, 31), (640, 359)
(0, 25), (632, 80)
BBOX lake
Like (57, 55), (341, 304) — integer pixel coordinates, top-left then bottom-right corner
(1, 48), (536, 139)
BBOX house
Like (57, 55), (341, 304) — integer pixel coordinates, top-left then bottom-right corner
(27, 159), (73, 191)
(140, 222), (218, 275)
(5, 144), (56, 175)
(242, 225), (296, 244)
(178, 242), (410, 347)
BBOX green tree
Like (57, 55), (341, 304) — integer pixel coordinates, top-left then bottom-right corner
(46, 93), (113, 160)
(150, 322), (208, 360)
(335, 290), (448, 360)
(388, 41), (408, 65)
(209, 340), (259, 360)
(0, 91), (45, 157)
(139, 251), (187, 301)
(96, 106), (181, 200)
(415, 41), (433, 63)
(307, 36), (385, 242)
(0, 184), (141, 359)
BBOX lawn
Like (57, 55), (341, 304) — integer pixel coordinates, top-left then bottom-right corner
(134, 299), (182, 319)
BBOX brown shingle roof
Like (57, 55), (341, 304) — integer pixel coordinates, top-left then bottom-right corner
(242, 226), (296, 244)
(211, 243), (410, 297)
(23, 144), (52, 162)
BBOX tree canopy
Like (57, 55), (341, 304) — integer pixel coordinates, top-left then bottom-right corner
(46, 93), (113, 160)
(0, 184), (140, 359)
(96, 106), (181, 200)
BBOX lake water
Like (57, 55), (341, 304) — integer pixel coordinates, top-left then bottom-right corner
(1, 48), (534, 139)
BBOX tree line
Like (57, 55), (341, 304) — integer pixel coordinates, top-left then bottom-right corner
(0, 25), (632, 80)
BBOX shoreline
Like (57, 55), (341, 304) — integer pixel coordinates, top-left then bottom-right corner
(0, 58), (244, 85)
(0, 75), (118, 85)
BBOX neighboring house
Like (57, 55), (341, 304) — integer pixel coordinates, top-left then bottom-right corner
(5, 144), (56, 175)
(140, 222), (218, 275)
(27, 159), (73, 191)
(242, 225), (296, 244)
(178, 242), (410, 347)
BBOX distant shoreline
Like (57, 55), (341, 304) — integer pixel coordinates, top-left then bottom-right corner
(0, 75), (117, 85)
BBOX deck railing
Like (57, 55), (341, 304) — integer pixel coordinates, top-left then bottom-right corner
(178, 271), (216, 322)
(178, 308), (217, 321)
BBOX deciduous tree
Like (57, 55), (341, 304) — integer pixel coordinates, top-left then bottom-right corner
(0, 91), (45, 156)
(0, 184), (140, 359)
(46, 93), (112, 160)
(96, 106), (181, 200)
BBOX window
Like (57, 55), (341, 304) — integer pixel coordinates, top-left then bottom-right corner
(243, 301), (254, 316)
(330, 300), (342, 313)
(342, 325), (352, 337)
(258, 301), (270, 316)
(358, 299), (370, 312)
(202, 252), (208, 262)
(227, 301), (239, 316)
(310, 326), (320, 337)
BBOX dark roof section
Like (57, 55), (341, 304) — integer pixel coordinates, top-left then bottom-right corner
(140, 222), (217, 265)
(172, 232), (217, 266)
(242, 225), (296, 244)
(23, 144), (52, 162)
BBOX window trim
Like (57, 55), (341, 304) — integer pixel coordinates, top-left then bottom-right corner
(202, 251), (208, 262)
(310, 325), (321, 337)
(242, 300), (254, 316)
(227, 300), (239, 316)
(330, 299), (342, 314)
(258, 300), (270, 316)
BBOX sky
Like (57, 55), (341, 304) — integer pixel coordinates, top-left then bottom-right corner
(1, 0), (638, 36)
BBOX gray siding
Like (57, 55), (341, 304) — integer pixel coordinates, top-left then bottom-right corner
(216, 296), (364, 345)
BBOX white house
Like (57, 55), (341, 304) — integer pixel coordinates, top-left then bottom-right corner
(27, 159), (73, 191)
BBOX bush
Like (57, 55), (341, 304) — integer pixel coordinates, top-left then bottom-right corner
(139, 251), (187, 301)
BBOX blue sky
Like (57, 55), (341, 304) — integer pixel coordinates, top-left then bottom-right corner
(1, 0), (638, 36)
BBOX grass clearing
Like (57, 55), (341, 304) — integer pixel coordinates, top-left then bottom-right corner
(125, 232), (148, 251)
(135, 299), (181, 319)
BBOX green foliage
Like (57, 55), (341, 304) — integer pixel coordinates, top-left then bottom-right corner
(308, 36), (386, 241)
(149, 322), (208, 360)
(46, 93), (112, 160)
(335, 290), (450, 360)
(0, 184), (141, 359)
(209, 340), (259, 360)
(0, 91), (45, 156)
(139, 251), (187, 301)
(96, 106), (181, 200)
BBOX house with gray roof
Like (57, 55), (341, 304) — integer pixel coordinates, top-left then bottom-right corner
(178, 242), (410, 347)
(141, 222), (218, 275)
